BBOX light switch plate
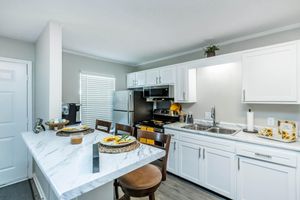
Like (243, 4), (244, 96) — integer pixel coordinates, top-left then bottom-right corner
(205, 112), (212, 120)
(267, 117), (275, 126)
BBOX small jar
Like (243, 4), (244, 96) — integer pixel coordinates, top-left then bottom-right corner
(70, 133), (84, 144)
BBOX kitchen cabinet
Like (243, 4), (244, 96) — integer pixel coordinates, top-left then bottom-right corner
(127, 71), (146, 88)
(145, 66), (176, 86)
(160, 66), (176, 85)
(237, 157), (296, 200)
(202, 147), (235, 199)
(175, 65), (197, 103)
(242, 41), (299, 103)
(167, 138), (179, 174)
(178, 141), (203, 184)
(145, 69), (160, 85)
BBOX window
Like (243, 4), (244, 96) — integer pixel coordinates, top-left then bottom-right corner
(80, 72), (115, 127)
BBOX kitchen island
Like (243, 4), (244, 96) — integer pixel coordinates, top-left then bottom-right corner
(22, 130), (165, 200)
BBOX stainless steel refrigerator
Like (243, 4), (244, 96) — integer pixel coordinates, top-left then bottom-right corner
(113, 90), (153, 126)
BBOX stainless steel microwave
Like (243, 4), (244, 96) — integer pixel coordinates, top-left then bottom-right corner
(143, 86), (174, 99)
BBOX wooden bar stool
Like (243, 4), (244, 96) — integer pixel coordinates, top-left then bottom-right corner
(115, 130), (171, 200)
(95, 119), (112, 133)
(115, 123), (135, 136)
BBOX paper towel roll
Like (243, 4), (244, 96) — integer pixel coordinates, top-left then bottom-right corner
(247, 109), (254, 131)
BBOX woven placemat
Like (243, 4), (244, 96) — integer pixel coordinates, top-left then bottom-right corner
(56, 128), (95, 137)
(99, 141), (140, 154)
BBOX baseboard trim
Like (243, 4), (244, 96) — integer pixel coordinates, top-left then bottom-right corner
(32, 173), (47, 200)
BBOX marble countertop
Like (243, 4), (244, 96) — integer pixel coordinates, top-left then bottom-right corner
(164, 122), (300, 152)
(22, 130), (165, 200)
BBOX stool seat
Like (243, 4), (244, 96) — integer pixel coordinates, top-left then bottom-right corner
(119, 164), (162, 190)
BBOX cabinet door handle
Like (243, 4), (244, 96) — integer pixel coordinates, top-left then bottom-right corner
(132, 80), (135, 86)
(174, 141), (176, 151)
(243, 89), (245, 102)
(238, 157), (240, 170)
(254, 153), (272, 159)
(203, 148), (205, 159)
(156, 77), (158, 84)
(198, 148), (201, 158)
(136, 80), (138, 86)
(183, 91), (186, 100)
(159, 76), (162, 84)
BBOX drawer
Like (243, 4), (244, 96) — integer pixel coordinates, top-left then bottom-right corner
(165, 128), (180, 140)
(179, 132), (235, 153)
(236, 143), (297, 167)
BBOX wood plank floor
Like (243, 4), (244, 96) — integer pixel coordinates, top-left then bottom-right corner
(118, 173), (228, 200)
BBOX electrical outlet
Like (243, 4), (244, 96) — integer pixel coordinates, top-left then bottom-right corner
(205, 112), (212, 120)
(267, 117), (275, 126)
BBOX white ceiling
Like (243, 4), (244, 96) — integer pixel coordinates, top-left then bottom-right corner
(1, 0), (300, 66)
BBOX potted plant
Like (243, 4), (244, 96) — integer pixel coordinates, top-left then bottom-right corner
(204, 45), (219, 57)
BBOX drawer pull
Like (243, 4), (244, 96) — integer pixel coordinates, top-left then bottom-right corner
(254, 153), (272, 159)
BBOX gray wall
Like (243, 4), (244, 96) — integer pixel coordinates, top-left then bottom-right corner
(0, 36), (35, 62)
(182, 62), (300, 127)
(136, 28), (300, 127)
(62, 52), (136, 103)
(138, 27), (300, 69)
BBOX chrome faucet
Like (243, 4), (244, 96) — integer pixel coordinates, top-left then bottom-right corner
(211, 106), (217, 127)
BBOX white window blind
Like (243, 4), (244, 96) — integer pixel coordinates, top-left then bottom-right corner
(80, 72), (115, 127)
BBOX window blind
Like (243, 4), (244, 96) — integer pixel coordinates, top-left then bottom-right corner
(80, 72), (115, 127)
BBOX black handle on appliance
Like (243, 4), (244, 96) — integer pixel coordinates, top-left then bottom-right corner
(93, 144), (100, 173)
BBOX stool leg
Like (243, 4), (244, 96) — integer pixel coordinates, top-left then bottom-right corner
(114, 180), (119, 200)
(149, 193), (155, 200)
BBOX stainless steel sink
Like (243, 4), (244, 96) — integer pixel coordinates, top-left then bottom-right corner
(182, 124), (211, 131)
(206, 127), (238, 135)
(182, 124), (239, 135)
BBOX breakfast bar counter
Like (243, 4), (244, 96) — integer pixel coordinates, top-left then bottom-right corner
(22, 130), (165, 200)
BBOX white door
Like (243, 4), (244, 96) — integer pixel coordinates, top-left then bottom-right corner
(237, 157), (296, 200)
(0, 60), (29, 186)
(167, 138), (178, 174)
(146, 69), (159, 85)
(242, 42), (298, 102)
(135, 71), (146, 87)
(203, 147), (235, 199)
(160, 66), (176, 85)
(127, 73), (136, 88)
(178, 141), (202, 184)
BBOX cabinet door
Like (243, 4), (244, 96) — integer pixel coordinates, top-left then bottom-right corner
(135, 71), (146, 87)
(175, 65), (187, 102)
(167, 138), (178, 174)
(203, 148), (235, 199)
(242, 43), (298, 102)
(146, 69), (159, 85)
(127, 73), (136, 88)
(160, 66), (176, 85)
(178, 141), (202, 184)
(237, 157), (296, 200)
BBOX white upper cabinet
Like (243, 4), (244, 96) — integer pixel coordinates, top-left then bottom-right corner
(160, 66), (176, 85)
(127, 73), (136, 88)
(145, 66), (176, 86)
(127, 71), (146, 88)
(135, 71), (146, 87)
(242, 41), (299, 104)
(175, 65), (197, 103)
(145, 69), (160, 85)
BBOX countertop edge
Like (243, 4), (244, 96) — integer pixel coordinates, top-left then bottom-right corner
(164, 124), (300, 152)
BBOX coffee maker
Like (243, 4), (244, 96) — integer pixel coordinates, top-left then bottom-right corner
(62, 103), (81, 125)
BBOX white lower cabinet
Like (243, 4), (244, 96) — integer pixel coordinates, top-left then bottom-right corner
(203, 147), (236, 199)
(165, 128), (299, 200)
(178, 141), (203, 184)
(167, 138), (179, 174)
(237, 156), (296, 200)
